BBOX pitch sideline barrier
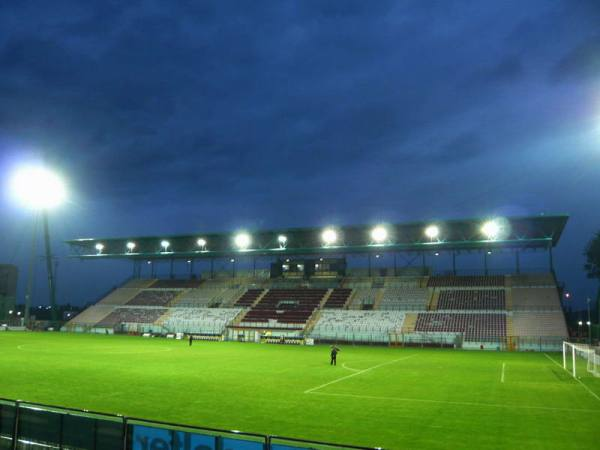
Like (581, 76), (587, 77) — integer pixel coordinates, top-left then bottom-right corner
(0, 398), (382, 450)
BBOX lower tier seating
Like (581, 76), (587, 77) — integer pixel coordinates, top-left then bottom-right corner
(415, 312), (506, 342)
(512, 312), (568, 337)
(311, 310), (405, 342)
(161, 308), (242, 334)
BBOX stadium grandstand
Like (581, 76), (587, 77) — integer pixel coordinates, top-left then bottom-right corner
(64, 215), (569, 351)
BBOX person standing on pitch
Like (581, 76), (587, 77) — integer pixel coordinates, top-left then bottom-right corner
(188, 334), (193, 347)
(330, 345), (340, 366)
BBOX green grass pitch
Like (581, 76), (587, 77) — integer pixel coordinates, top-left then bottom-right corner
(1, 333), (599, 449)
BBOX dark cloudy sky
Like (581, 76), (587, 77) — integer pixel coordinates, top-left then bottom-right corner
(0, 0), (599, 308)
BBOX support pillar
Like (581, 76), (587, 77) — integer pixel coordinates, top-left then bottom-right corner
(24, 215), (39, 326)
(452, 251), (456, 276)
(42, 212), (57, 322)
(548, 247), (554, 275)
(484, 251), (488, 276)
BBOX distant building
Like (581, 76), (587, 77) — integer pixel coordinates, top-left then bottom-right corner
(0, 265), (18, 321)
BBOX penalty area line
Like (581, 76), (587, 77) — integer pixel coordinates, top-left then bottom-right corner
(304, 355), (417, 394)
(501, 362), (505, 383)
(543, 353), (600, 402)
(306, 391), (599, 413)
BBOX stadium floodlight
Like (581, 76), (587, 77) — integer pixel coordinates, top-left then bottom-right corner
(196, 238), (207, 250)
(95, 243), (104, 254)
(160, 240), (170, 251)
(234, 233), (251, 250)
(370, 226), (388, 244)
(578, 320), (583, 325)
(277, 235), (287, 248)
(424, 225), (440, 240)
(321, 228), (337, 246)
(230, 258), (235, 263)
(126, 242), (136, 252)
(487, 250), (492, 255)
(587, 321), (591, 326)
(481, 220), (501, 240)
(434, 252), (440, 256)
(9, 165), (67, 210)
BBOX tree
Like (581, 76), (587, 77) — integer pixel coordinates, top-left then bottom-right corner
(584, 231), (600, 324)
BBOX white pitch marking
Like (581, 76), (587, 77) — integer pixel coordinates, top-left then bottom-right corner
(501, 362), (505, 383)
(544, 353), (600, 402)
(342, 363), (360, 372)
(307, 391), (599, 413)
(304, 355), (417, 394)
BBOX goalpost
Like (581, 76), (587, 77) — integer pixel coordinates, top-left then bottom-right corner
(562, 342), (600, 378)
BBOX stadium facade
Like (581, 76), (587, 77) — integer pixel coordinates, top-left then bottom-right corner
(64, 215), (570, 351)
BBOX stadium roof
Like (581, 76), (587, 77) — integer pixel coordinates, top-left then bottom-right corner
(65, 214), (568, 260)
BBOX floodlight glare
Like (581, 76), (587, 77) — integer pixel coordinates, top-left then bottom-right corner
(321, 228), (337, 246)
(371, 226), (388, 243)
(424, 225), (440, 240)
(578, 321), (583, 325)
(278, 235), (287, 244)
(9, 166), (66, 210)
(160, 240), (170, 251)
(197, 238), (207, 248)
(95, 243), (104, 253)
(126, 242), (136, 251)
(234, 233), (251, 250)
(481, 220), (501, 240)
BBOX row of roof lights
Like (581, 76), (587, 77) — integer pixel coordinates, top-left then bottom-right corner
(93, 220), (506, 254)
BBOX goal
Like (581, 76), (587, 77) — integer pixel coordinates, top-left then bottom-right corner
(562, 342), (600, 378)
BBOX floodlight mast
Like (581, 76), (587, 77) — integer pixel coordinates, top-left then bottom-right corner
(10, 165), (66, 325)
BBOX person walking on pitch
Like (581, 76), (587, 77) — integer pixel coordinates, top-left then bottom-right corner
(330, 345), (340, 366)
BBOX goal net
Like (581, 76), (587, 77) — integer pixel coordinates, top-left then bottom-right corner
(562, 342), (600, 378)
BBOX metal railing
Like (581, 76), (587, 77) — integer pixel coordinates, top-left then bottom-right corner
(0, 398), (381, 450)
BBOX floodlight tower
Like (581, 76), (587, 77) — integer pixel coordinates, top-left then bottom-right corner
(9, 166), (66, 324)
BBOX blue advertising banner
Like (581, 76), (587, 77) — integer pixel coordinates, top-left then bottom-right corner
(131, 425), (266, 450)
(131, 425), (215, 450)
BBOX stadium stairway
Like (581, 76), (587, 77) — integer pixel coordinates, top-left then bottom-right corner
(319, 289), (333, 309)
(401, 313), (417, 333)
(428, 290), (440, 311)
(506, 314), (514, 337)
(506, 288), (513, 310)
(372, 289), (385, 310)
(304, 309), (322, 335)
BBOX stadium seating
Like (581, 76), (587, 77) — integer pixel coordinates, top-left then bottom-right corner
(96, 307), (168, 328)
(150, 279), (202, 288)
(415, 312), (506, 342)
(126, 290), (179, 307)
(323, 288), (352, 308)
(161, 308), (242, 334)
(97, 288), (141, 305)
(69, 271), (568, 347)
(510, 273), (555, 287)
(512, 311), (568, 337)
(311, 310), (405, 343)
(235, 289), (265, 307)
(240, 289), (327, 326)
(437, 289), (505, 310)
(512, 288), (561, 310)
(379, 287), (429, 311)
(427, 275), (505, 287)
